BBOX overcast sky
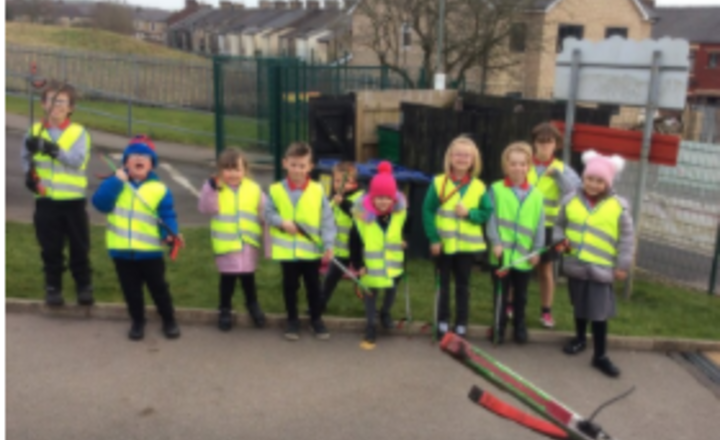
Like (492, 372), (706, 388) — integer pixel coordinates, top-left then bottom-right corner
(122, 0), (720, 12)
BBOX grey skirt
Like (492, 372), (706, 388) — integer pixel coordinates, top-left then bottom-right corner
(567, 278), (616, 321)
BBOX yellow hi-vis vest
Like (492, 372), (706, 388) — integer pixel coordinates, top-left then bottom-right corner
(565, 195), (622, 267)
(355, 208), (407, 288)
(210, 179), (262, 255)
(106, 181), (167, 252)
(433, 175), (487, 254)
(31, 122), (90, 200)
(527, 159), (564, 226)
(489, 181), (544, 271)
(332, 190), (365, 258)
(269, 181), (324, 260)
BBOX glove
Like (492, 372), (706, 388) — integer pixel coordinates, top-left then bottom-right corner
(41, 141), (60, 159)
(25, 137), (42, 154)
(25, 170), (39, 194)
(208, 177), (219, 191)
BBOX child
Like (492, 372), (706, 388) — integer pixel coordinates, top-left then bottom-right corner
(92, 135), (181, 341)
(353, 161), (407, 348)
(265, 142), (336, 341)
(320, 161), (365, 312)
(524, 122), (581, 328)
(422, 136), (493, 339)
(554, 150), (634, 378)
(198, 148), (266, 332)
(487, 142), (545, 344)
(21, 80), (93, 307)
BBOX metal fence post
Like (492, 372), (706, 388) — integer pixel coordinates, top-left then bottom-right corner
(61, 50), (68, 81)
(709, 222), (720, 295)
(127, 56), (135, 137)
(213, 56), (225, 158)
(562, 49), (580, 164)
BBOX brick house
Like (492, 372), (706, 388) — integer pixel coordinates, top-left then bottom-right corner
(652, 6), (720, 104)
(133, 7), (171, 43)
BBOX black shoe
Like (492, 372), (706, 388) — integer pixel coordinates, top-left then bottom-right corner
(513, 324), (528, 344)
(592, 356), (621, 378)
(247, 303), (266, 328)
(563, 338), (587, 355)
(380, 312), (394, 330)
(162, 319), (181, 339)
(284, 320), (300, 341)
(76, 285), (94, 306)
(364, 325), (377, 344)
(311, 319), (330, 340)
(218, 308), (233, 332)
(128, 322), (145, 341)
(45, 286), (64, 307)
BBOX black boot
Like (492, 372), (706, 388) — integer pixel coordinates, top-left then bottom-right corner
(218, 308), (233, 332)
(380, 312), (394, 330)
(247, 302), (266, 328)
(513, 321), (528, 344)
(284, 319), (300, 341)
(592, 356), (621, 378)
(162, 319), (181, 339)
(128, 322), (145, 341)
(563, 338), (587, 355)
(45, 286), (64, 307)
(311, 318), (330, 340)
(363, 325), (377, 345)
(76, 285), (94, 306)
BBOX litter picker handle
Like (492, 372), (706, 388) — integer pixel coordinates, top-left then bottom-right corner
(495, 238), (566, 276)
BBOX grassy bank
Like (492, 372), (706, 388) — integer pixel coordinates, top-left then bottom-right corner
(6, 222), (719, 340)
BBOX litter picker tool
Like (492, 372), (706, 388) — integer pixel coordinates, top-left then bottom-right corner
(26, 62), (49, 196)
(100, 153), (184, 261)
(441, 333), (633, 440)
(420, 257), (441, 342)
(396, 247), (412, 335)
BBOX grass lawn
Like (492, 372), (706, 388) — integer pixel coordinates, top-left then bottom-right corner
(6, 222), (720, 340)
(6, 95), (266, 149)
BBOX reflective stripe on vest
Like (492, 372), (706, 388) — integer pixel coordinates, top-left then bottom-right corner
(210, 179), (262, 255)
(565, 195), (622, 267)
(489, 181), (543, 271)
(269, 181), (324, 260)
(332, 190), (365, 258)
(106, 181), (166, 251)
(433, 175), (487, 254)
(355, 207), (407, 288)
(527, 159), (564, 226)
(31, 122), (90, 200)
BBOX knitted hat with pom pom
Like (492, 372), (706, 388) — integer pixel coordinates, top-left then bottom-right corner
(582, 150), (625, 188)
(123, 134), (158, 168)
(368, 161), (397, 200)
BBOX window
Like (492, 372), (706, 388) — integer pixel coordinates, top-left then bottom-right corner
(709, 53), (720, 69)
(605, 27), (628, 39)
(510, 23), (527, 53)
(401, 23), (411, 50)
(557, 24), (584, 52)
(150, 22), (155, 32)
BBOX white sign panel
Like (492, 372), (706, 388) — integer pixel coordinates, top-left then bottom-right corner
(554, 37), (690, 110)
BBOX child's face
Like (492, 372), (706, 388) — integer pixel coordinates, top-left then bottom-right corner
(333, 171), (356, 193)
(583, 175), (608, 197)
(372, 196), (394, 213)
(43, 91), (73, 124)
(283, 155), (313, 184)
(126, 154), (153, 181)
(534, 138), (556, 162)
(507, 152), (529, 183)
(450, 146), (474, 175)
(221, 159), (245, 186)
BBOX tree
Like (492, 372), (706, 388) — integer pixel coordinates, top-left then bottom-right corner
(91, 2), (134, 35)
(353, 0), (542, 91)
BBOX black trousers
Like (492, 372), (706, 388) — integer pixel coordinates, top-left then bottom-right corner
(366, 276), (401, 327)
(282, 260), (322, 322)
(491, 268), (532, 331)
(320, 257), (351, 308)
(438, 253), (475, 328)
(219, 273), (258, 310)
(34, 198), (91, 289)
(113, 258), (175, 325)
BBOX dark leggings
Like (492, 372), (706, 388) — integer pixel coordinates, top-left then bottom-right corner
(575, 319), (608, 360)
(219, 273), (258, 310)
(438, 253), (475, 328)
(365, 277), (401, 327)
(491, 268), (532, 330)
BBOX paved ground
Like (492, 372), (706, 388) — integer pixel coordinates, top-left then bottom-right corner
(7, 313), (720, 440)
(5, 130), (273, 226)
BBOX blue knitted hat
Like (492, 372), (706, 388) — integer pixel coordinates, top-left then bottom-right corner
(123, 135), (158, 168)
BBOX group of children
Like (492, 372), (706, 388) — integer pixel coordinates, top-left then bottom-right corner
(22, 81), (634, 379)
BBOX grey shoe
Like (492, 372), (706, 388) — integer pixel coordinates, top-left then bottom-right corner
(76, 285), (94, 306)
(284, 320), (300, 341)
(45, 286), (64, 307)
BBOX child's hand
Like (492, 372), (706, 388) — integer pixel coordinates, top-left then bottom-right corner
(530, 255), (540, 266)
(165, 234), (185, 248)
(208, 177), (220, 191)
(402, 241), (407, 249)
(493, 245), (503, 260)
(115, 169), (129, 182)
(430, 243), (442, 256)
(332, 194), (343, 205)
(357, 267), (367, 277)
(323, 248), (334, 262)
(282, 220), (298, 235)
(614, 269), (628, 280)
(455, 203), (469, 218)
(554, 239), (569, 253)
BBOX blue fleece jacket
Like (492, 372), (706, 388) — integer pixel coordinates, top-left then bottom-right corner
(92, 171), (179, 260)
